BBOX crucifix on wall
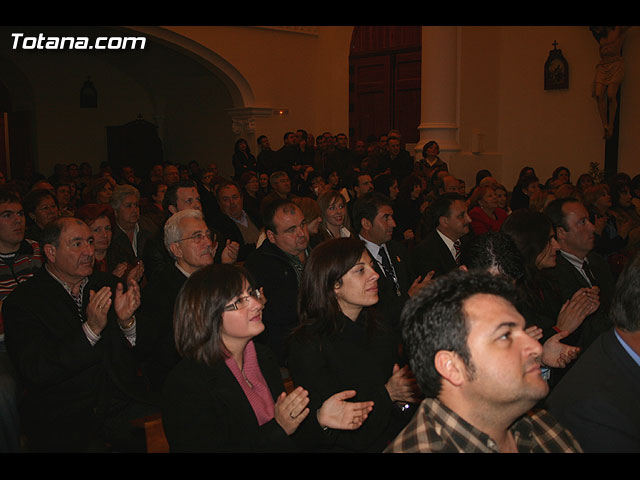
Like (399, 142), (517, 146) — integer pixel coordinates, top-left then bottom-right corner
(589, 26), (631, 140)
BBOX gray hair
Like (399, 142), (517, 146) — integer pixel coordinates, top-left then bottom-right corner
(110, 184), (140, 210)
(164, 209), (205, 259)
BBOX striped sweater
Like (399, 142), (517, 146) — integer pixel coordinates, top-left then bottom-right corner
(0, 239), (43, 338)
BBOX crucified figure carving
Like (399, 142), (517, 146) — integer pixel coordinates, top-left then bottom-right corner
(590, 26), (631, 140)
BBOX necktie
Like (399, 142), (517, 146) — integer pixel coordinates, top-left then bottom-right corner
(453, 239), (462, 265)
(582, 259), (597, 287)
(379, 245), (401, 296)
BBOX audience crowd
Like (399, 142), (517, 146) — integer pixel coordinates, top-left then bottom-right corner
(0, 127), (639, 453)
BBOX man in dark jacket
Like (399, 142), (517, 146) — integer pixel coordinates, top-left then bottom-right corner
(4, 217), (157, 452)
(243, 199), (309, 367)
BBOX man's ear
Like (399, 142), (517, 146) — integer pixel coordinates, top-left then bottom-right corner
(556, 226), (567, 241)
(168, 205), (177, 215)
(266, 229), (276, 244)
(43, 244), (56, 264)
(168, 242), (182, 261)
(360, 217), (372, 234)
(434, 350), (466, 388)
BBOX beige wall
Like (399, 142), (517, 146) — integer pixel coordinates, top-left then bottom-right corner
(2, 25), (638, 187)
(162, 26), (353, 152)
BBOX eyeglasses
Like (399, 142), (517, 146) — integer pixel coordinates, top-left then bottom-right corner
(224, 288), (265, 311)
(178, 230), (214, 244)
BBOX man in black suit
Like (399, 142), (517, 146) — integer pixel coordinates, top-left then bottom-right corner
(3, 217), (157, 452)
(352, 192), (428, 331)
(543, 197), (614, 353)
(213, 181), (262, 262)
(137, 209), (216, 392)
(411, 193), (471, 280)
(546, 253), (640, 452)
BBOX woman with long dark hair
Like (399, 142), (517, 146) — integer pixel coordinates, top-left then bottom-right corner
(231, 138), (257, 180)
(287, 237), (419, 452)
(162, 264), (374, 452)
(501, 210), (599, 346)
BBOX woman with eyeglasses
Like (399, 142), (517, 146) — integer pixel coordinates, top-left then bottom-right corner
(162, 263), (374, 452)
(287, 237), (420, 452)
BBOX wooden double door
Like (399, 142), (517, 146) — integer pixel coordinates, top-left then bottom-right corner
(349, 26), (422, 145)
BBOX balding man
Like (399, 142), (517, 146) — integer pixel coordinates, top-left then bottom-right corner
(3, 217), (157, 452)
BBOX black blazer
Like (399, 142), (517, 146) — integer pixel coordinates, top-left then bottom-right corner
(3, 269), (154, 452)
(546, 328), (640, 452)
(243, 240), (302, 366)
(287, 311), (414, 452)
(106, 221), (154, 272)
(364, 239), (415, 333)
(136, 262), (187, 391)
(541, 251), (614, 351)
(410, 229), (458, 280)
(162, 342), (295, 452)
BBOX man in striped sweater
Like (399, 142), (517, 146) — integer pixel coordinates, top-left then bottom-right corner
(0, 188), (43, 452)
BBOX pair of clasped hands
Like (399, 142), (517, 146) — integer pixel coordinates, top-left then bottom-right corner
(525, 286), (600, 369)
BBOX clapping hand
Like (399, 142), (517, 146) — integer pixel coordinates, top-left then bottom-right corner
(221, 239), (240, 264)
(556, 287), (599, 333)
(408, 271), (435, 297)
(274, 386), (310, 436)
(542, 330), (580, 368)
(114, 279), (140, 328)
(385, 363), (420, 404)
(86, 286), (112, 335)
(317, 390), (374, 431)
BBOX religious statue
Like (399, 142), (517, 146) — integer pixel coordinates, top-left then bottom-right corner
(589, 26), (631, 140)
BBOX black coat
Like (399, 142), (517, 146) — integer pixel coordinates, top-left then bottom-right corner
(106, 221), (154, 272)
(210, 209), (262, 262)
(364, 239), (416, 334)
(546, 328), (640, 452)
(287, 311), (414, 452)
(410, 229), (459, 280)
(162, 342), (295, 452)
(136, 262), (187, 392)
(3, 269), (155, 451)
(541, 251), (614, 351)
(243, 240), (302, 366)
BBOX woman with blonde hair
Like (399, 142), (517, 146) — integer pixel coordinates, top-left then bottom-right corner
(317, 190), (353, 241)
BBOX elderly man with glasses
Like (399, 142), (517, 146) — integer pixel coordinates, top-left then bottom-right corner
(136, 209), (217, 392)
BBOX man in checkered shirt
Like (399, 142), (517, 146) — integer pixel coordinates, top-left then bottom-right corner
(385, 270), (582, 453)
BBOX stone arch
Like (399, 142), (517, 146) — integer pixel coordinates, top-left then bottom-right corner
(119, 26), (254, 109)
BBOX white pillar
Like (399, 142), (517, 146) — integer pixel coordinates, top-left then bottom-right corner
(415, 26), (461, 162)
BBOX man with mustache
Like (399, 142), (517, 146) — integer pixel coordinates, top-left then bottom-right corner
(3, 217), (157, 452)
(386, 270), (582, 453)
(137, 209), (216, 392)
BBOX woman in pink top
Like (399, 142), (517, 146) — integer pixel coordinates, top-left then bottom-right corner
(468, 185), (509, 235)
(162, 264), (374, 452)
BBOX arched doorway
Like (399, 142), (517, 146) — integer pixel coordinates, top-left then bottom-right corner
(348, 26), (421, 145)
